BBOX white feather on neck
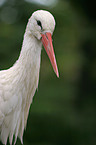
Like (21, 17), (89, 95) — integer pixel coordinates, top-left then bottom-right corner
(0, 29), (42, 145)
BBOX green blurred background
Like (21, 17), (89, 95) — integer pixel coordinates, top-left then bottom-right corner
(0, 0), (96, 145)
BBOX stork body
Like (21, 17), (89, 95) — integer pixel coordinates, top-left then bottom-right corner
(0, 10), (59, 145)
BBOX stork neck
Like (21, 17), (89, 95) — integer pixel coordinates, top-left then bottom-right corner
(19, 32), (42, 64)
(13, 31), (42, 85)
(12, 32), (42, 92)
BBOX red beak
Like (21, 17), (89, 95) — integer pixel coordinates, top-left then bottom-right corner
(41, 32), (59, 77)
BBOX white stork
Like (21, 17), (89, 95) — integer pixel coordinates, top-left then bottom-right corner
(0, 10), (59, 145)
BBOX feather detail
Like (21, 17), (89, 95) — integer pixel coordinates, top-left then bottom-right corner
(0, 31), (41, 144)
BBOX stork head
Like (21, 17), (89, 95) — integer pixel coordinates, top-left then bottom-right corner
(27, 10), (59, 77)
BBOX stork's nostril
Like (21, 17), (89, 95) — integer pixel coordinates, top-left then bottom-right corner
(45, 33), (48, 40)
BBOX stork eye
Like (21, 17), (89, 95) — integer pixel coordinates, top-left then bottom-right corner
(37, 20), (42, 29)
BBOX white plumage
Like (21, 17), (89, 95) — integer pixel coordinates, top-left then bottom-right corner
(0, 10), (59, 145)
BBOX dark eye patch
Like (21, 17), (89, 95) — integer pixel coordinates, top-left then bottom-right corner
(37, 20), (42, 30)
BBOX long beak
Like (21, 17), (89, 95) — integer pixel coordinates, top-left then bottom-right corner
(41, 32), (59, 78)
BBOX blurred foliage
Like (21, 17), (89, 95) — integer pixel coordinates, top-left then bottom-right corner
(0, 0), (96, 145)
